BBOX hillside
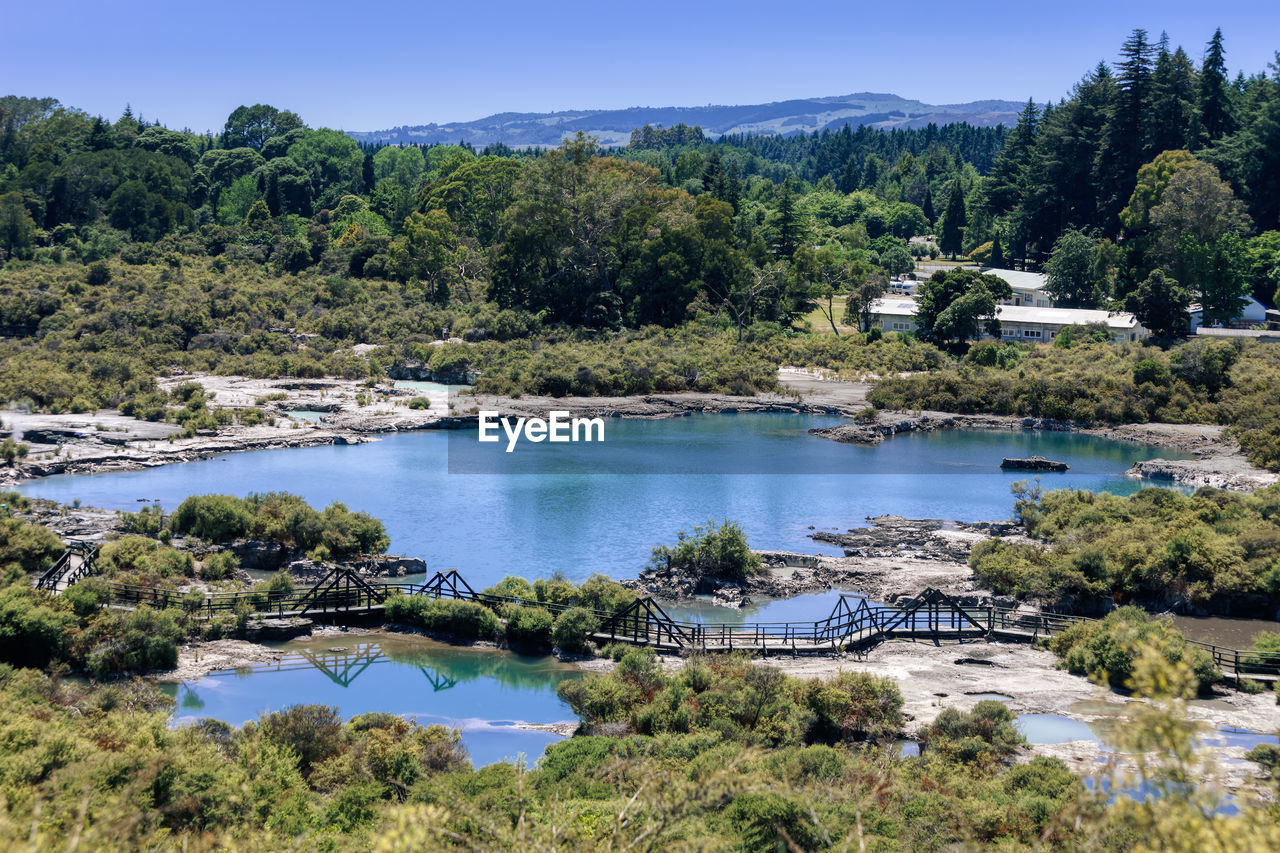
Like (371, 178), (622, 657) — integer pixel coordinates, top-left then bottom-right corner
(347, 92), (1025, 147)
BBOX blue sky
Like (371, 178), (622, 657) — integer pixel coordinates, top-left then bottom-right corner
(4, 1), (1278, 132)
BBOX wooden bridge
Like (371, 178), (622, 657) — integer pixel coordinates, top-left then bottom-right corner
(37, 546), (1280, 685)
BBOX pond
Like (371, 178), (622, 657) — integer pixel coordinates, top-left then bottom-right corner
(18, 413), (1187, 589)
(161, 634), (581, 768)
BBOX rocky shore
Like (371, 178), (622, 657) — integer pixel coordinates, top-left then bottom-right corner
(3, 370), (1274, 492)
(626, 515), (1015, 608)
(810, 410), (1277, 492)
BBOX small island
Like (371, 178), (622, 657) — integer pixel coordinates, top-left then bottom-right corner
(1001, 456), (1069, 472)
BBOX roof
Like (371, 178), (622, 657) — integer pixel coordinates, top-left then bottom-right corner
(1195, 328), (1280, 340)
(870, 298), (919, 318)
(995, 304), (1138, 330)
(870, 298), (1139, 330)
(980, 268), (1048, 291)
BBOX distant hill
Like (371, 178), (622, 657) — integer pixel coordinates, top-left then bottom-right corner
(348, 92), (1024, 148)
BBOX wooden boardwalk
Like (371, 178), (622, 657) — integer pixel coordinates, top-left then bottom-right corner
(35, 548), (1280, 685)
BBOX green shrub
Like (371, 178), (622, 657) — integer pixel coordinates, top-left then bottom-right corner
(76, 604), (184, 675)
(407, 396), (431, 410)
(170, 494), (252, 541)
(199, 550), (238, 581)
(384, 594), (502, 641)
(804, 670), (904, 742)
(647, 519), (761, 581)
(552, 606), (598, 654)
(0, 584), (76, 667)
(62, 576), (111, 618)
(919, 700), (1025, 764)
(98, 535), (194, 583)
(0, 518), (64, 575)
(1048, 607), (1221, 693)
(575, 573), (637, 613)
(503, 604), (554, 648)
(256, 704), (346, 776)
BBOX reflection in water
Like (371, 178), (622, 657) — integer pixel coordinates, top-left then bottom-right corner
(172, 635), (581, 767)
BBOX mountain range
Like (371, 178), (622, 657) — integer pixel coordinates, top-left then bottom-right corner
(347, 92), (1024, 148)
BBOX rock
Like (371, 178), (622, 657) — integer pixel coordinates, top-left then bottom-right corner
(243, 617), (313, 641)
(1000, 456), (1069, 472)
(231, 539), (290, 571)
(712, 584), (748, 609)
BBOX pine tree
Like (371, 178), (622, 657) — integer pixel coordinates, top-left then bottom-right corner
(922, 185), (935, 225)
(773, 178), (801, 258)
(1093, 29), (1156, 231)
(990, 232), (1005, 268)
(1150, 41), (1200, 154)
(940, 179), (967, 260)
(839, 158), (859, 194)
(1199, 28), (1235, 142)
(985, 99), (1040, 217)
(724, 162), (742, 213)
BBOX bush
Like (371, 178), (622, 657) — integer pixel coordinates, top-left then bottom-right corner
(199, 550), (238, 581)
(0, 584), (76, 667)
(804, 671), (904, 742)
(1047, 607), (1221, 693)
(552, 606), (598, 654)
(384, 594), (502, 641)
(919, 700), (1025, 764)
(77, 605), (184, 675)
(170, 494), (252, 542)
(647, 519), (762, 581)
(98, 535), (193, 583)
(407, 396), (431, 410)
(503, 604), (554, 648)
(62, 576), (111, 618)
(1, 518), (64, 578)
(257, 704), (346, 776)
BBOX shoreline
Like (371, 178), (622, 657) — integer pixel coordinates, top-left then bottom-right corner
(2, 370), (1274, 491)
(158, 629), (1279, 795)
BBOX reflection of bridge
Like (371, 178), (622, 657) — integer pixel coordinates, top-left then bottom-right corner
(208, 641), (458, 691)
(38, 546), (1280, 685)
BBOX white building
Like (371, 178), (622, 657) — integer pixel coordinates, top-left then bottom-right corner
(981, 268), (1055, 309)
(868, 297), (1148, 343)
(1188, 297), (1270, 332)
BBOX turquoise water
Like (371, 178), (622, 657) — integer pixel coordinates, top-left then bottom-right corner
(164, 635), (580, 768)
(286, 410), (329, 423)
(18, 413), (1186, 588)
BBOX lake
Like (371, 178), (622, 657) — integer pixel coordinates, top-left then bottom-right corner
(18, 413), (1186, 589)
(161, 634), (580, 768)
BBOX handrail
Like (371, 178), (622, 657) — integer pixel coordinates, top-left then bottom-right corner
(46, 563), (1280, 678)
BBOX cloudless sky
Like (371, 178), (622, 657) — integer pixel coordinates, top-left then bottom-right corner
(4, 1), (1277, 133)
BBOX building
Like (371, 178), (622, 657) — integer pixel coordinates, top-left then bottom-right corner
(1193, 327), (1280, 343)
(868, 297), (1149, 343)
(981, 268), (1055, 308)
(1188, 297), (1271, 332)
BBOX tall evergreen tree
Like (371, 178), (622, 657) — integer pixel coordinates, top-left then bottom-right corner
(989, 231), (1005, 269)
(1150, 42), (1200, 154)
(1093, 29), (1156, 231)
(839, 157), (859, 194)
(939, 179), (967, 260)
(985, 99), (1040, 217)
(921, 185), (935, 225)
(1200, 28), (1235, 142)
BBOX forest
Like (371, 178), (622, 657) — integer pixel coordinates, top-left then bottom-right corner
(0, 30), (1276, 414)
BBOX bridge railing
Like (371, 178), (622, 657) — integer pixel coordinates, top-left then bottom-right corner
(64, 564), (1280, 677)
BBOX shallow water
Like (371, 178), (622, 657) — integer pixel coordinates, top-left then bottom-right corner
(1170, 615), (1280, 649)
(162, 635), (580, 767)
(17, 413), (1187, 589)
